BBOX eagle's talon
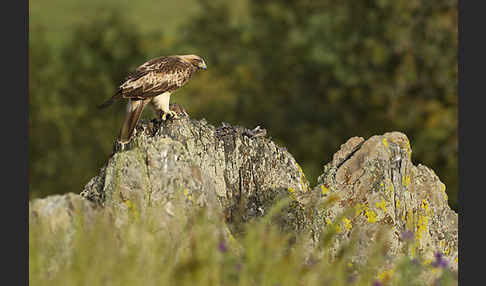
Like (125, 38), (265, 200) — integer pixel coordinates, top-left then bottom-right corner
(161, 110), (179, 121)
(161, 112), (168, 121)
(169, 110), (179, 119)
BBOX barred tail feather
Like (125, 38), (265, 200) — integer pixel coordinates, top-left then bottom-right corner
(118, 99), (149, 143)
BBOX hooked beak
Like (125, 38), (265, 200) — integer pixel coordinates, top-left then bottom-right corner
(200, 62), (207, 70)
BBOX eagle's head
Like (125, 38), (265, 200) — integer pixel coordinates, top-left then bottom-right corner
(179, 54), (207, 70)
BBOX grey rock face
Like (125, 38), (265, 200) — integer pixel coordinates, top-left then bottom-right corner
(81, 109), (310, 235)
(32, 107), (457, 271)
(29, 193), (100, 261)
(30, 193), (99, 232)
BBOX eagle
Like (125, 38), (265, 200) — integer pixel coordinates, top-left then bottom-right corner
(98, 54), (207, 144)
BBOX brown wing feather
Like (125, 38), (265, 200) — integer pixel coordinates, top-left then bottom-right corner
(123, 56), (172, 80)
(119, 56), (197, 99)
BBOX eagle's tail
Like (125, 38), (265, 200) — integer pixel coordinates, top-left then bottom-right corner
(98, 90), (122, 109)
(118, 99), (149, 143)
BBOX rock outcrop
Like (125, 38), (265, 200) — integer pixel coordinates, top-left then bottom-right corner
(30, 105), (458, 271)
(313, 133), (458, 269)
(81, 107), (311, 235)
(29, 193), (100, 251)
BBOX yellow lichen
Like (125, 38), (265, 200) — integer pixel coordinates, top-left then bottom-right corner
(365, 209), (377, 223)
(396, 199), (401, 208)
(441, 183), (448, 201)
(124, 199), (140, 221)
(377, 268), (395, 283)
(402, 175), (411, 187)
(295, 163), (309, 192)
(183, 188), (193, 201)
(421, 199), (429, 213)
(355, 203), (378, 223)
(288, 187), (296, 200)
(321, 185), (330, 195)
(355, 203), (366, 217)
(416, 214), (429, 242)
(296, 162), (303, 173)
(455, 257), (458, 264)
(325, 217), (332, 225)
(375, 199), (387, 212)
(343, 218), (352, 231)
(382, 138), (389, 148)
(335, 224), (342, 233)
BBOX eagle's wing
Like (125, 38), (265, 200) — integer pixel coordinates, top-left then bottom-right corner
(119, 56), (198, 99)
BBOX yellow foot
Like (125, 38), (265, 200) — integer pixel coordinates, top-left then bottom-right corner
(161, 110), (179, 121)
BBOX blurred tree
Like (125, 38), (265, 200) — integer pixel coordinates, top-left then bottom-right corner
(178, 0), (458, 209)
(29, 1), (458, 211)
(29, 9), (153, 199)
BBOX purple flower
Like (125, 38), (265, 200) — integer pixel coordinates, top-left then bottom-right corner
(218, 240), (228, 253)
(432, 252), (448, 268)
(347, 273), (357, 284)
(401, 230), (414, 241)
(235, 263), (242, 271)
(434, 252), (443, 260)
(372, 280), (383, 286)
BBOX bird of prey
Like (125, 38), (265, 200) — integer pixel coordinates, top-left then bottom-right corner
(98, 54), (207, 144)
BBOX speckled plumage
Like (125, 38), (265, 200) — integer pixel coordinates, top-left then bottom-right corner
(98, 54), (207, 143)
(119, 56), (199, 99)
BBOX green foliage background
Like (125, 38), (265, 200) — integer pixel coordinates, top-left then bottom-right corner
(29, 0), (458, 210)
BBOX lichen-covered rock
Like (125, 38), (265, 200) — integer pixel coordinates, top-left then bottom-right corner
(81, 107), (310, 234)
(76, 109), (457, 272)
(312, 132), (458, 271)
